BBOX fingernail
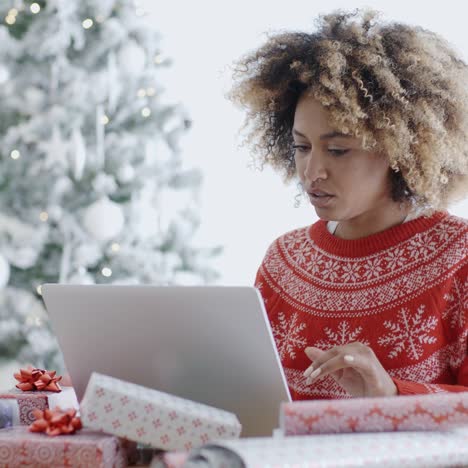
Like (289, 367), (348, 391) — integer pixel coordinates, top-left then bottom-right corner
(308, 368), (321, 381)
(303, 366), (314, 378)
(344, 355), (355, 363)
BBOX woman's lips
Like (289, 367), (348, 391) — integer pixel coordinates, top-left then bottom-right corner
(308, 192), (335, 208)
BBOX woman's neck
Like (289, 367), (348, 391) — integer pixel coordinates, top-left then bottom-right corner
(333, 203), (412, 240)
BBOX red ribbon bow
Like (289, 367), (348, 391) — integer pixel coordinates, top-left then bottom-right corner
(29, 407), (82, 436)
(14, 367), (62, 392)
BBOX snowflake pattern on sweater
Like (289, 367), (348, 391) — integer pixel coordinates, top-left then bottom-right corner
(255, 211), (468, 400)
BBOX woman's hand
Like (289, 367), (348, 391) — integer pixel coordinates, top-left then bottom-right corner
(304, 342), (398, 397)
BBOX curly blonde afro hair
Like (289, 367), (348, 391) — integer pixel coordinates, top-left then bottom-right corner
(227, 8), (468, 210)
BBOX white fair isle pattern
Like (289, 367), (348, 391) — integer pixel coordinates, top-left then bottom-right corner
(217, 427), (468, 468)
(263, 216), (467, 316)
(377, 304), (438, 361)
(271, 312), (307, 359)
(443, 275), (467, 330)
(285, 368), (352, 399)
(314, 321), (370, 350)
(80, 373), (241, 451)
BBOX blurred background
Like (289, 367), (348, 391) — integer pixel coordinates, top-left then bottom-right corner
(0, 0), (467, 388)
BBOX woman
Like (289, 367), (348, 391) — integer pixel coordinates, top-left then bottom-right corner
(228, 9), (467, 399)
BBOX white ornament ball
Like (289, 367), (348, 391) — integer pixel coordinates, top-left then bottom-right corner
(0, 65), (9, 85)
(117, 164), (135, 184)
(48, 205), (63, 222)
(74, 244), (101, 267)
(0, 254), (10, 288)
(10, 247), (37, 269)
(118, 41), (146, 74)
(83, 197), (125, 241)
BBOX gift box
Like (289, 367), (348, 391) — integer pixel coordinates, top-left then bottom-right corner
(0, 400), (20, 429)
(280, 392), (468, 435)
(0, 426), (128, 468)
(197, 427), (468, 468)
(80, 372), (242, 451)
(0, 386), (79, 426)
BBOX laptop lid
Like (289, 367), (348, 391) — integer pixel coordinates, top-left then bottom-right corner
(41, 284), (291, 437)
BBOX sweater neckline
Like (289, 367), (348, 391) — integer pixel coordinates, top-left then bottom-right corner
(310, 210), (448, 257)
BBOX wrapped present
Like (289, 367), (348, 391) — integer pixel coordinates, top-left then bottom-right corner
(80, 372), (242, 451)
(0, 400), (20, 429)
(0, 386), (79, 426)
(0, 426), (128, 468)
(280, 392), (468, 435)
(187, 427), (468, 468)
(150, 451), (188, 468)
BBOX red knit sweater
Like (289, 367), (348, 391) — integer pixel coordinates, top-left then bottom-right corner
(255, 211), (467, 399)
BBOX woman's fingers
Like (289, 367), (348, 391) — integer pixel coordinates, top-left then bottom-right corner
(305, 353), (359, 385)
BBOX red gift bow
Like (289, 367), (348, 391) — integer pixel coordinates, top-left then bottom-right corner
(14, 366), (62, 392)
(29, 407), (82, 436)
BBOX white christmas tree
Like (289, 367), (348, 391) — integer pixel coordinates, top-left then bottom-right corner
(0, 0), (221, 373)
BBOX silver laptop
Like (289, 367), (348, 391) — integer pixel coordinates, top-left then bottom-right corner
(41, 284), (291, 437)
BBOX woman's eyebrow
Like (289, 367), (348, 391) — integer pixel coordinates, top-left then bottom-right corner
(292, 129), (351, 140)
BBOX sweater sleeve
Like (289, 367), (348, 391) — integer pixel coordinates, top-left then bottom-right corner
(254, 264), (280, 318)
(393, 265), (468, 395)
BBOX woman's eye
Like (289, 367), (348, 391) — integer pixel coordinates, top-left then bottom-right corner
(292, 145), (309, 153)
(328, 148), (349, 156)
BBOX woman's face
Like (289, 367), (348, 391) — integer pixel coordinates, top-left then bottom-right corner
(293, 94), (394, 222)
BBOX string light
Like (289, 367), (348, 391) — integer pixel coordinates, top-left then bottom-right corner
(36, 285), (43, 296)
(95, 14), (105, 23)
(154, 54), (164, 64)
(82, 18), (94, 29)
(101, 115), (109, 125)
(10, 150), (20, 160)
(8, 8), (18, 17)
(30, 3), (41, 14)
(39, 211), (49, 222)
(146, 87), (156, 96)
(141, 107), (151, 118)
(111, 243), (120, 253)
(137, 88), (146, 98)
(5, 14), (16, 25)
(101, 267), (112, 277)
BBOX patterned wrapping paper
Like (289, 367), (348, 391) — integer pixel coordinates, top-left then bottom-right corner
(0, 386), (79, 426)
(211, 426), (468, 468)
(280, 392), (468, 435)
(80, 372), (242, 451)
(0, 426), (128, 468)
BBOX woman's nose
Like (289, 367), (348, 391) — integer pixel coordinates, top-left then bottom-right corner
(303, 152), (327, 182)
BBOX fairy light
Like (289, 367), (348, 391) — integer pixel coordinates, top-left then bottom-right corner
(137, 88), (146, 98)
(36, 285), (43, 296)
(101, 267), (112, 277)
(82, 18), (93, 29)
(146, 87), (156, 96)
(101, 115), (109, 125)
(5, 14), (16, 25)
(95, 14), (105, 23)
(8, 8), (18, 17)
(154, 54), (163, 64)
(141, 107), (151, 118)
(30, 3), (41, 14)
(111, 243), (120, 253)
(10, 150), (20, 160)
(39, 211), (49, 222)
